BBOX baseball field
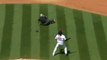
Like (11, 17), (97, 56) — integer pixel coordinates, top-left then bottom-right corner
(0, 4), (107, 60)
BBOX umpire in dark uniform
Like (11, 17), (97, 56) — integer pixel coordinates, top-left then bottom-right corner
(38, 13), (55, 26)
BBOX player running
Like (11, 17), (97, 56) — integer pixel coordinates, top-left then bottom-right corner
(52, 30), (68, 56)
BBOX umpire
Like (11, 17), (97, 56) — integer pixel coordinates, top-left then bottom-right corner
(38, 13), (55, 26)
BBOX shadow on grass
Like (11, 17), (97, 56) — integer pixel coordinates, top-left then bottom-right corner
(55, 49), (76, 56)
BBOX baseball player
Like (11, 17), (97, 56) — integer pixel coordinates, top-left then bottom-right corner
(38, 13), (55, 26)
(52, 30), (67, 56)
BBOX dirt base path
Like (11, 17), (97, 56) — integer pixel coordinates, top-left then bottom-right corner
(0, 0), (107, 16)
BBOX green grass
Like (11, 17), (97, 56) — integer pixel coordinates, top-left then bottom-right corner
(20, 4), (31, 58)
(0, 4), (107, 60)
(31, 4), (40, 58)
(0, 4), (14, 59)
(92, 14), (107, 60)
(73, 10), (90, 60)
(39, 4), (50, 59)
(10, 4), (22, 59)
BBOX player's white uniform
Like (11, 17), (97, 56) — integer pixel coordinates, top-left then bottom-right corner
(52, 34), (67, 56)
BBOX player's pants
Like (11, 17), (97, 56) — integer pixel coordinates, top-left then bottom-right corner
(52, 43), (67, 56)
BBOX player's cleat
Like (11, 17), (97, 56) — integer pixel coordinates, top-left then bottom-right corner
(65, 53), (68, 56)
(53, 55), (55, 56)
(53, 19), (56, 23)
(52, 53), (55, 56)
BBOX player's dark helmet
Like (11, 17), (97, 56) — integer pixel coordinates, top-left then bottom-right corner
(58, 30), (63, 36)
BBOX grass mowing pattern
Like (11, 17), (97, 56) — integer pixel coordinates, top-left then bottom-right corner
(73, 10), (90, 60)
(48, 5), (61, 60)
(9, 5), (23, 59)
(56, 6), (70, 60)
(92, 14), (107, 60)
(0, 5), (5, 54)
(39, 4), (50, 59)
(20, 4), (31, 58)
(82, 12), (101, 60)
(31, 5), (40, 58)
(0, 4), (107, 60)
(64, 9), (80, 60)
(0, 4), (14, 59)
